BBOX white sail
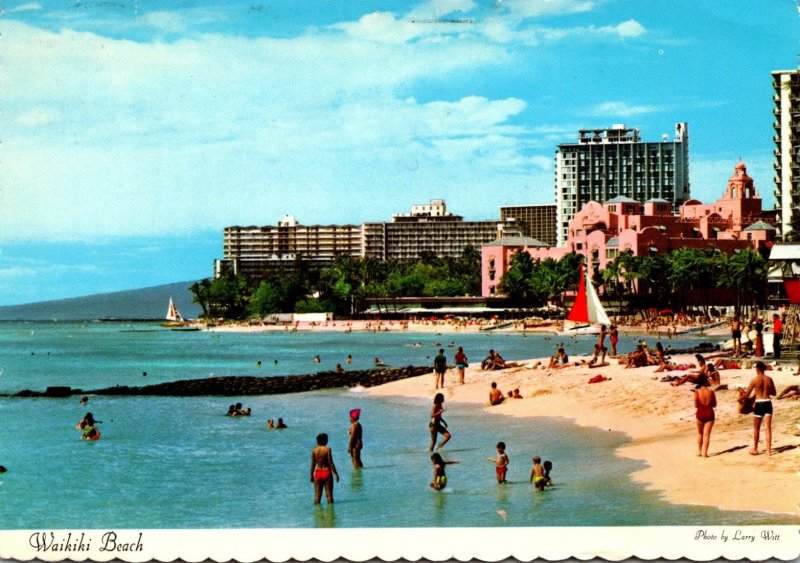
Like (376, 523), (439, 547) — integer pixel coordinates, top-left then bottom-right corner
(166, 298), (184, 322)
(584, 266), (612, 326)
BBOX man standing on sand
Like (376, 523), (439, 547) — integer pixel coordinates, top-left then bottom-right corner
(731, 316), (742, 357)
(433, 348), (447, 389)
(744, 361), (777, 456)
(772, 314), (783, 360)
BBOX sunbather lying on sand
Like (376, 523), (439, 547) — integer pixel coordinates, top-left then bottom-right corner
(777, 384), (800, 400)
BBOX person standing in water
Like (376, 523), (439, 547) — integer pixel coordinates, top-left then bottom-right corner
(429, 393), (451, 451)
(530, 456), (546, 491)
(488, 441), (509, 484)
(430, 452), (459, 490)
(310, 433), (339, 504)
(347, 408), (364, 469)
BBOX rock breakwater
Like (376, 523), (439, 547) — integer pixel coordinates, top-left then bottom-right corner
(7, 366), (432, 398)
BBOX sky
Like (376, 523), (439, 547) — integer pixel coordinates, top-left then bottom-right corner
(1, 0), (799, 305)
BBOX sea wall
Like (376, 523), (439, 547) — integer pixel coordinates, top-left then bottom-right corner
(8, 366), (432, 398)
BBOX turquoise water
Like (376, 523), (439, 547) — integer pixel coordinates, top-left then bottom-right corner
(0, 322), (794, 529)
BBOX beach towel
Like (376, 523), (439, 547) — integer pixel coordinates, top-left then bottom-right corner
(588, 374), (608, 384)
(737, 389), (755, 415)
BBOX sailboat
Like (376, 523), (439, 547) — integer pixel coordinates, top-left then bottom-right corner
(166, 297), (184, 323)
(562, 262), (611, 335)
(162, 298), (199, 330)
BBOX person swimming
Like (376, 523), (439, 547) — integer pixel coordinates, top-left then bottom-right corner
(76, 412), (100, 440)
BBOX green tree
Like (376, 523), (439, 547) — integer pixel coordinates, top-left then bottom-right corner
(189, 279), (211, 318)
(497, 251), (535, 304)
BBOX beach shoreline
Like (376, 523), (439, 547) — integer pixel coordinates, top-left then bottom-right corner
(202, 318), (733, 339)
(365, 351), (800, 518)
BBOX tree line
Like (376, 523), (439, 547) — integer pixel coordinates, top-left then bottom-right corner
(190, 245), (769, 321)
(189, 247), (481, 320)
(499, 246), (769, 318)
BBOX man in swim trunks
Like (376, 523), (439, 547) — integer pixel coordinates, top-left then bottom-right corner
(743, 361), (777, 456)
(433, 348), (447, 389)
(731, 316), (742, 357)
(489, 441), (509, 484)
(310, 433), (339, 504)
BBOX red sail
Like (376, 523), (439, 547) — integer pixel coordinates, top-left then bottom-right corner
(566, 263), (589, 323)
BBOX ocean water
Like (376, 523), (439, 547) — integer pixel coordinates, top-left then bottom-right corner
(0, 322), (794, 529)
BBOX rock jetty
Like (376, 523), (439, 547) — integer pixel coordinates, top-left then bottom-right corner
(7, 366), (432, 398)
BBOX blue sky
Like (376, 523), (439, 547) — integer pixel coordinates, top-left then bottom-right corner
(1, 0), (799, 305)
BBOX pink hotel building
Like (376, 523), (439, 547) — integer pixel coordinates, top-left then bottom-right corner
(482, 161), (777, 297)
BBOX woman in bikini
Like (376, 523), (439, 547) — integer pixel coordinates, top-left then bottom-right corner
(310, 433), (339, 504)
(694, 375), (717, 457)
(429, 393), (451, 451)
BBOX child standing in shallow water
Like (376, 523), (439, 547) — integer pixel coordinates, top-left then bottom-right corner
(488, 441), (509, 483)
(430, 452), (459, 490)
(530, 456), (545, 491)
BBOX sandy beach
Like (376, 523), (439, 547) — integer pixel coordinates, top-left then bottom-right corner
(366, 349), (800, 517)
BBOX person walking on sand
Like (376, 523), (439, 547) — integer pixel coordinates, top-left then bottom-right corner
(430, 452), (459, 490)
(743, 361), (777, 456)
(429, 393), (451, 451)
(347, 408), (364, 469)
(433, 348), (448, 389)
(694, 375), (717, 457)
(487, 441), (509, 484)
(310, 433), (339, 504)
(454, 346), (468, 385)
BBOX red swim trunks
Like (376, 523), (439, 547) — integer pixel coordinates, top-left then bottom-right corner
(314, 469), (331, 481)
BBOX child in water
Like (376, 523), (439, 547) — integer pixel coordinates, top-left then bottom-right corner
(76, 412), (100, 440)
(430, 452), (459, 490)
(488, 441), (509, 484)
(530, 456), (546, 491)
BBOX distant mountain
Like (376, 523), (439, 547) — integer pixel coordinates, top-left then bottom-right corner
(0, 281), (204, 321)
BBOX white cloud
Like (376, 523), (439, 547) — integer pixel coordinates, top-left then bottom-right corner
(590, 101), (660, 117)
(601, 19), (645, 38)
(8, 2), (41, 13)
(502, 0), (597, 19)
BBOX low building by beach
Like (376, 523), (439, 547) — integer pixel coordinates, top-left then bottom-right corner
(482, 161), (777, 296)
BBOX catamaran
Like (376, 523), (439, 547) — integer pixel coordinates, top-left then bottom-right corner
(562, 262), (611, 335)
(165, 297), (184, 324)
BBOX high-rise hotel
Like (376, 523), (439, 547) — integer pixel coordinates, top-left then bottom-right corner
(554, 123), (690, 246)
(773, 69), (800, 238)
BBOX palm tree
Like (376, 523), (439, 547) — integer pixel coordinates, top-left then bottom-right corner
(189, 279), (211, 319)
